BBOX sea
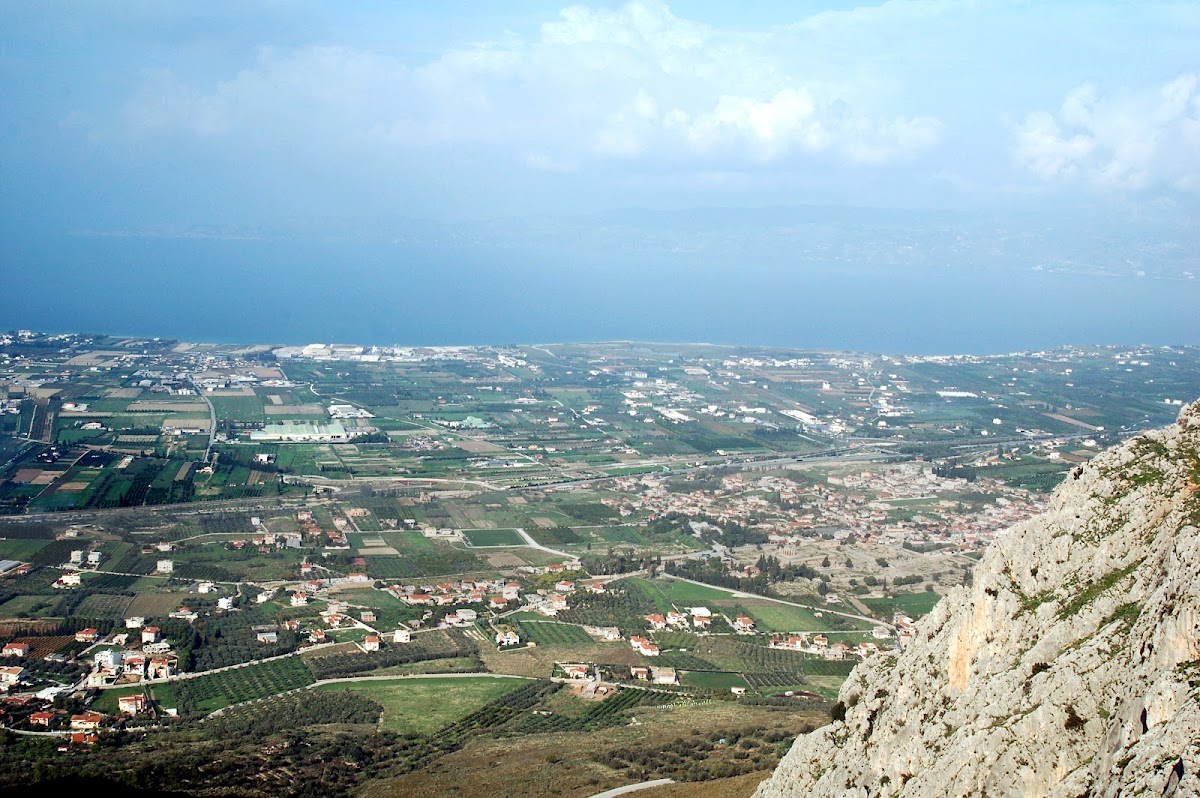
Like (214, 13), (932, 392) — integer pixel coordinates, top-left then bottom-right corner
(3, 235), (1199, 355)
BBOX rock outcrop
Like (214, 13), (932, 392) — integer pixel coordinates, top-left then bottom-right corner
(755, 402), (1200, 798)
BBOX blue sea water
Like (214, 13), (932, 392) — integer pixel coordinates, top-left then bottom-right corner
(3, 235), (1198, 354)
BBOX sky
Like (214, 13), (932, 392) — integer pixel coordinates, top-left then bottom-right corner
(1, 0), (1199, 230)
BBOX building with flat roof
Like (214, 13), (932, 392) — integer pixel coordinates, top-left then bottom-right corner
(250, 421), (352, 443)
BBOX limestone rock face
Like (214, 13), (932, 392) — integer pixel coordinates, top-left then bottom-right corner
(754, 403), (1200, 798)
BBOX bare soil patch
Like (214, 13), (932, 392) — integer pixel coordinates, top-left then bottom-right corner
(12, 469), (44, 483)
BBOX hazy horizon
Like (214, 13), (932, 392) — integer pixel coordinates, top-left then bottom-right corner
(3, 2), (1199, 348)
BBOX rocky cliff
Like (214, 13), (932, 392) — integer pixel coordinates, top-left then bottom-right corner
(755, 403), (1200, 798)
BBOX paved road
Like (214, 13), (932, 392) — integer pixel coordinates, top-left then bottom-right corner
(586, 778), (676, 798)
(512, 527), (577, 562)
(190, 377), (218, 463)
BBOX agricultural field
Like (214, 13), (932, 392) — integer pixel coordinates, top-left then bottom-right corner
(461, 528), (525, 547)
(172, 655), (315, 716)
(3, 333), (1197, 797)
(0, 594), (61, 619)
(73, 593), (134, 619)
(512, 621), (594, 647)
(125, 591), (191, 617)
(316, 675), (530, 735)
(863, 590), (943, 619)
(0, 538), (51, 560)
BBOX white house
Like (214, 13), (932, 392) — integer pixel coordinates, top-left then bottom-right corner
(0, 666), (27, 685)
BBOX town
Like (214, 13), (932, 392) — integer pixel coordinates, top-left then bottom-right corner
(1, 331), (1198, 796)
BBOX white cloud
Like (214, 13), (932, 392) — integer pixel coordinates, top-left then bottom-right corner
(116, 2), (943, 170)
(1015, 74), (1200, 192)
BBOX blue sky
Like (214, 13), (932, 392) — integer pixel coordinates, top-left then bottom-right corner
(2, 1), (1198, 229)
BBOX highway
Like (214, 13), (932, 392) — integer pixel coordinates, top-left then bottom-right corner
(189, 376), (218, 464)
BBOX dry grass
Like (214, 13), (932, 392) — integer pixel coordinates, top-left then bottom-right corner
(364, 702), (807, 798)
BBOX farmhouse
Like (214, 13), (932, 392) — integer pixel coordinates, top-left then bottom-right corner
(70, 712), (105, 731)
(651, 667), (678, 685)
(118, 694), (148, 715)
(561, 664), (590, 680)
(393, 629), (411, 643)
(147, 657), (175, 679)
(363, 635), (381, 651)
(629, 636), (660, 656)
(0, 666), (27, 685)
(2, 642), (29, 658)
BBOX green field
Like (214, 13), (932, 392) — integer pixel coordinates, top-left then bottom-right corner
(513, 621), (593, 646)
(462, 529), (525, 547)
(0, 539), (51, 560)
(174, 656), (314, 716)
(316, 676), (529, 734)
(0, 594), (60, 618)
(91, 686), (147, 714)
(681, 671), (750, 690)
(864, 590), (943, 619)
(727, 602), (842, 633)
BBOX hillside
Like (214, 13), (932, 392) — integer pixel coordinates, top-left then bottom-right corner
(754, 403), (1200, 797)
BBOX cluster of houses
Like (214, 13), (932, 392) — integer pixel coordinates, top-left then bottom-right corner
(641, 607), (756, 635)
(6, 701), (143, 744)
(603, 461), (1043, 556)
(387, 577), (523, 611)
(295, 509), (348, 549)
(86, 619), (178, 686)
(527, 580), (606, 617)
(768, 633), (883, 661)
(51, 549), (106, 588)
(557, 662), (680, 687)
(229, 531), (303, 552)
